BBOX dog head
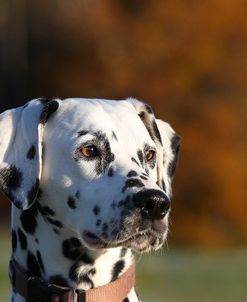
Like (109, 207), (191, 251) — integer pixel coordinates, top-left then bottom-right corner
(0, 98), (180, 253)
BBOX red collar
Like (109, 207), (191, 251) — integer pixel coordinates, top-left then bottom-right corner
(9, 256), (135, 302)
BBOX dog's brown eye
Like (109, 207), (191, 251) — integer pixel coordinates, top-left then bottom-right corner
(145, 150), (155, 162)
(80, 146), (98, 158)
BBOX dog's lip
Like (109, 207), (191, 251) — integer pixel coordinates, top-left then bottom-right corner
(82, 231), (106, 247)
(82, 229), (162, 249)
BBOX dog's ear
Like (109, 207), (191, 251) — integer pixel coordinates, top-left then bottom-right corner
(155, 119), (181, 197)
(126, 98), (180, 197)
(0, 98), (59, 210)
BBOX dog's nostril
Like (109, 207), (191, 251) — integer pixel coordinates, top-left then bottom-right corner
(135, 189), (170, 220)
(159, 200), (170, 217)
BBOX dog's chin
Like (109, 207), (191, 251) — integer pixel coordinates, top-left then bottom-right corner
(82, 230), (166, 253)
(120, 231), (166, 253)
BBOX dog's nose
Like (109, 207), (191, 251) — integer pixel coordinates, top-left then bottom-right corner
(134, 189), (171, 220)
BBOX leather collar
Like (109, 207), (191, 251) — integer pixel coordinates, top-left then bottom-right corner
(9, 256), (135, 302)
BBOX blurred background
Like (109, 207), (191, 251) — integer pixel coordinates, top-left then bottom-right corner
(0, 0), (246, 301)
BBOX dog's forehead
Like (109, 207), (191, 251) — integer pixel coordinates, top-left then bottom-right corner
(49, 99), (154, 145)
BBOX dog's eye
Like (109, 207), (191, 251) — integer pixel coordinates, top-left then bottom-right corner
(145, 150), (156, 162)
(80, 146), (99, 158)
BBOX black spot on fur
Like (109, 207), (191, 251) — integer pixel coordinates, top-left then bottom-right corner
(96, 219), (102, 227)
(137, 150), (144, 166)
(20, 203), (38, 234)
(145, 104), (153, 114)
(12, 230), (17, 253)
(162, 180), (166, 192)
(75, 191), (80, 199)
(108, 166), (114, 177)
(95, 131), (115, 174)
(80, 253), (94, 264)
(37, 203), (55, 216)
(53, 228), (59, 235)
(49, 275), (69, 287)
(138, 111), (145, 120)
(93, 205), (100, 216)
(105, 153), (115, 166)
(140, 175), (148, 180)
(122, 178), (144, 193)
(36, 250), (45, 273)
(46, 217), (63, 228)
(69, 262), (94, 287)
(62, 238), (82, 260)
(168, 159), (177, 178)
(120, 247), (128, 258)
(77, 130), (89, 137)
(152, 120), (162, 144)
(27, 251), (41, 277)
(18, 228), (27, 250)
(168, 134), (181, 177)
(39, 100), (59, 125)
(171, 133), (181, 154)
(67, 196), (76, 209)
(111, 260), (125, 281)
(131, 157), (140, 167)
(127, 170), (138, 178)
(26, 145), (36, 160)
(0, 165), (23, 202)
(111, 131), (118, 141)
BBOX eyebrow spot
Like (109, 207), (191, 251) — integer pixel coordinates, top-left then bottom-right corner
(111, 131), (118, 142)
(137, 150), (144, 166)
(77, 130), (88, 137)
(131, 157), (140, 167)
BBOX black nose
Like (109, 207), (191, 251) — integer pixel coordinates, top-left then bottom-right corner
(133, 189), (171, 220)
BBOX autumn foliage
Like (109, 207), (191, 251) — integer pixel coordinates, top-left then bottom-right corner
(0, 0), (246, 247)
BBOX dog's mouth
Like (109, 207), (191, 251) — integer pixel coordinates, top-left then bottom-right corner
(82, 229), (165, 252)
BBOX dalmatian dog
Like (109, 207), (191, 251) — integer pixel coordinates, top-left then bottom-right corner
(0, 98), (180, 302)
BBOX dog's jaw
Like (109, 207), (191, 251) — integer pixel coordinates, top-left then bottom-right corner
(10, 197), (138, 302)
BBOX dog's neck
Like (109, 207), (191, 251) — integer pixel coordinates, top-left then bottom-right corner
(11, 201), (133, 301)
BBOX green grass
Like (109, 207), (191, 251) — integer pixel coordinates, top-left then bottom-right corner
(0, 231), (246, 302)
(136, 249), (247, 302)
(0, 230), (11, 302)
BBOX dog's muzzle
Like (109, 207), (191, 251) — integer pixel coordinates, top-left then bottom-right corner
(82, 189), (170, 251)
